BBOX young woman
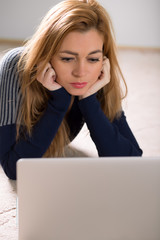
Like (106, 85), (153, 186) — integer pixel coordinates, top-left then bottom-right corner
(0, 0), (142, 180)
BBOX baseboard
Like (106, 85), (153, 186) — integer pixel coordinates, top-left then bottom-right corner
(0, 38), (24, 46)
(118, 45), (160, 52)
(0, 38), (160, 52)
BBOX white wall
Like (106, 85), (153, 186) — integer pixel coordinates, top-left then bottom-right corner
(99, 0), (160, 48)
(0, 0), (160, 48)
(0, 0), (61, 40)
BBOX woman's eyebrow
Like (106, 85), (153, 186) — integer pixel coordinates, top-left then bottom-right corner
(59, 50), (78, 56)
(59, 50), (102, 56)
(88, 50), (102, 55)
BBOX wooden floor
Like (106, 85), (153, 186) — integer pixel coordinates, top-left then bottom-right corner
(0, 43), (160, 239)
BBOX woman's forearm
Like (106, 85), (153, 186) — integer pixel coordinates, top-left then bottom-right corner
(0, 88), (71, 180)
(78, 94), (142, 156)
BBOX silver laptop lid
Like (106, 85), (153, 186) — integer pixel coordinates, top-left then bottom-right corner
(17, 157), (160, 240)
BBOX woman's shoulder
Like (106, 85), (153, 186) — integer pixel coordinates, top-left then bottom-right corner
(0, 47), (24, 127)
(0, 47), (24, 89)
(0, 47), (23, 71)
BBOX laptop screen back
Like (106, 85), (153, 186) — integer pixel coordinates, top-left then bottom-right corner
(17, 157), (160, 240)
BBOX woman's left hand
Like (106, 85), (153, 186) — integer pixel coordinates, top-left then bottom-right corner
(79, 57), (110, 99)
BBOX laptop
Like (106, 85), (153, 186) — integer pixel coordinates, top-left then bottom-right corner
(17, 157), (160, 240)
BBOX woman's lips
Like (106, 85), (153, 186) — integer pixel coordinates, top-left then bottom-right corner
(70, 82), (87, 89)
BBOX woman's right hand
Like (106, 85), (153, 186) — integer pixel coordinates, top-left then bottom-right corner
(36, 62), (62, 91)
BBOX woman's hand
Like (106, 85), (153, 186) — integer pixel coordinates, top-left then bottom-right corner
(79, 57), (110, 99)
(36, 62), (62, 91)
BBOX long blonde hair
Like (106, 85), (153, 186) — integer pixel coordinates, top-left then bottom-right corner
(18, 0), (127, 157)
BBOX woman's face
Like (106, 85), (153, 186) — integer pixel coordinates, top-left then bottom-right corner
(51, 29), (104, 96)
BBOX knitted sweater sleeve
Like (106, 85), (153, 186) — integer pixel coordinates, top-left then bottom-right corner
(0, 48), (71, 180)
(78, 94), (143, 157)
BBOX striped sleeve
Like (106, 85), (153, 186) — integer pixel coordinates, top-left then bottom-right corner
(0, 48), (22, 126)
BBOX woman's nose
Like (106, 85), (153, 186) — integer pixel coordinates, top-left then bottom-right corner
(72, 62), (87, 78)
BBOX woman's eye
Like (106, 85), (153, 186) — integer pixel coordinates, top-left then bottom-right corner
(60, 57), (74, 62)
(88, 58), (100, 63)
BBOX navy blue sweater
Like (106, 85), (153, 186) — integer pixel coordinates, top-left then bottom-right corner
(0, 48), (142, 180)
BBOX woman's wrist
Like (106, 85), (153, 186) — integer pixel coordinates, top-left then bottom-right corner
(48, 87), (71, 111)
(79, 92), (97, 101)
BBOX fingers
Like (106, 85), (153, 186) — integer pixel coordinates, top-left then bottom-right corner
(36, 62), (61, 91)
(103, 58), (110, 84)
(37, 62), (55, 82)
(99, 57), (110, 84)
